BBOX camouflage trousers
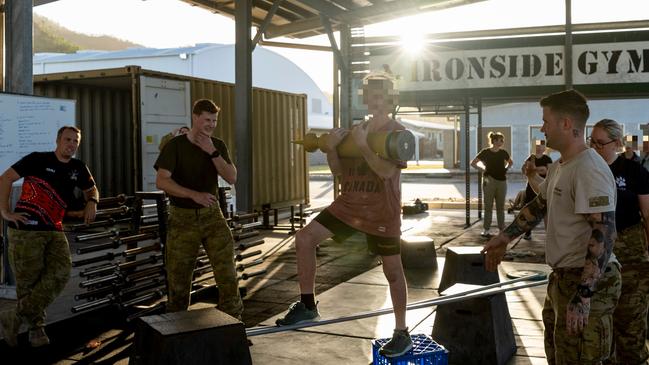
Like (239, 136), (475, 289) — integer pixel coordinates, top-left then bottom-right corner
(165, 205), (243, 319)
(543, 263), (621, 365)
(606, 223), (649, 365)
(7, 228), (72, 329)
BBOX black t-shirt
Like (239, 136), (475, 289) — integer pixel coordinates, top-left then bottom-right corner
(525, 154), (553, 177)
(154, 135), (232, 209)
(610, 155), (649, 232)
(11, 152), (95, 231)
(476, 148), (510, 181)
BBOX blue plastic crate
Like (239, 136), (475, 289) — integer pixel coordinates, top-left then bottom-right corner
(372, 334), (448, 365)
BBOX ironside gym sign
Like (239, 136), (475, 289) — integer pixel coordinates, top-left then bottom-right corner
(369, 40), (649, 91)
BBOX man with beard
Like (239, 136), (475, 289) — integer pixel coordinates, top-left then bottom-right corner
(482, 90), (620, 364)
(0, 126), (98, 347)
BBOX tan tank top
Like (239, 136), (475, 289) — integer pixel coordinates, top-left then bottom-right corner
(327, 119), (407, 237)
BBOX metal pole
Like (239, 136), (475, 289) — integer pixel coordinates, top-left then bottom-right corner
(564, 0), (573, 89)
(464, 96), (471, 227)
(477, 99), (483, 219)
(4, 0), (32, 94)
(234, 0), (253, 213)
(1, 1), (4, 91)
(246, 274), (547, 337)
(339, 23), (352, 129)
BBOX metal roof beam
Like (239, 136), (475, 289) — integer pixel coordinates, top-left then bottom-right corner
(265, 0), (486, 38)
(265, 16), (328, 38)
(320, 14), (347, 75)
(341, 0), (487, 23)
(33, 0), (59, 6)
(362, 19), (649, 44)
(253, 0), (297, 21)
(252, 0), (283, 51)
(297, 0), (346, 19)
(328, 0), (359, 10)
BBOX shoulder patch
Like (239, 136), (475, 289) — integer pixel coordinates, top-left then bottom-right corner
(588, 196), (610, 207)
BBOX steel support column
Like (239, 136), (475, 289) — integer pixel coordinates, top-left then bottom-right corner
(4, 0), (32, 94)
(477, 99), (483, 219)
(339, 24), (352, 129)
(235, 0), (253, 213)
(464, 97), (471, 228)
(1, 1), (4, 90)
(564, 0), (573, 89)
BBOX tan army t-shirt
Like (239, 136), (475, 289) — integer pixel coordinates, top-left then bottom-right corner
(539, 148), (617, 268)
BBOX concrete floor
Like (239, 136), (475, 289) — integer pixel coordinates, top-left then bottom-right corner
(249, 259), (550, 365)
(0, 208), (559, 364)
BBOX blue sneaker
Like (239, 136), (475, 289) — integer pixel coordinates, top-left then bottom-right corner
(275, 301), (320, 326)
(379, 328), (413, 358)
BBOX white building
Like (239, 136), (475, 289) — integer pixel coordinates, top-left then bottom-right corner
(33, 43), (333, 130)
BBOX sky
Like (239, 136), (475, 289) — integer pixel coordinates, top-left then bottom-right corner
(34, 0), (649, 95)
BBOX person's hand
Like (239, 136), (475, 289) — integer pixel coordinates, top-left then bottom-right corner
(83, 202), (97, 224)
(192, 134), (217, 155)
(191, 191), (218, 208)
(566, 295), (590, 336)
(522, 161), (537, 179)
(481, 233), (509, 271)
(1, 210), (29, 226)
(324, 128), (348, 153)
(351, 123), (369, 148)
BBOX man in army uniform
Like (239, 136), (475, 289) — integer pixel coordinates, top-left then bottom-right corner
(155, 99), (243, 318)
(483, 90), (621, 364)
(0, 126), (98, 347)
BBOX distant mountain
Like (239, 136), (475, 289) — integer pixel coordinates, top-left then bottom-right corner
(34, 14), (142, 53)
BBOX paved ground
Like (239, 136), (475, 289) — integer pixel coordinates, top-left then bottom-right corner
(0, 172), (547, 364)
(0, 205), (550, 364)
(309, 173), (528, 209)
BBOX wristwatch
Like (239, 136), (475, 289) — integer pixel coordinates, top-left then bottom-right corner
(210, 150), (220, 159)
(576, 284), (594, 298)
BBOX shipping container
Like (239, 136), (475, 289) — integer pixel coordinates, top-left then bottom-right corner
(34, 66), (309, 210)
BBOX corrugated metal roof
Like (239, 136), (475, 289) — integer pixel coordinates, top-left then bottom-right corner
(33, 1), (488, 40)
(179, 0), (487, 39)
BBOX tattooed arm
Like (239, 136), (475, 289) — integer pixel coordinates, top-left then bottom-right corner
(566, 211), (616, 336)
(482, 194), (548, 271)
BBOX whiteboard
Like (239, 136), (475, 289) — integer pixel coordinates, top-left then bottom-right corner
(0, 93), (76, 175)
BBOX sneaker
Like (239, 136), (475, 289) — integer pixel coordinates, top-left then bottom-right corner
(379, 328), (413, 358)
(29, 327), (50, 347)
(0, 310), (20, 347)
(523, 232), (532, 240)
(275, 301), (320, 326)
(480, 230), (491, 237)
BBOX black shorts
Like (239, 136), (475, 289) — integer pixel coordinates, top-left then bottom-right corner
(314, 209), (401, 256)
